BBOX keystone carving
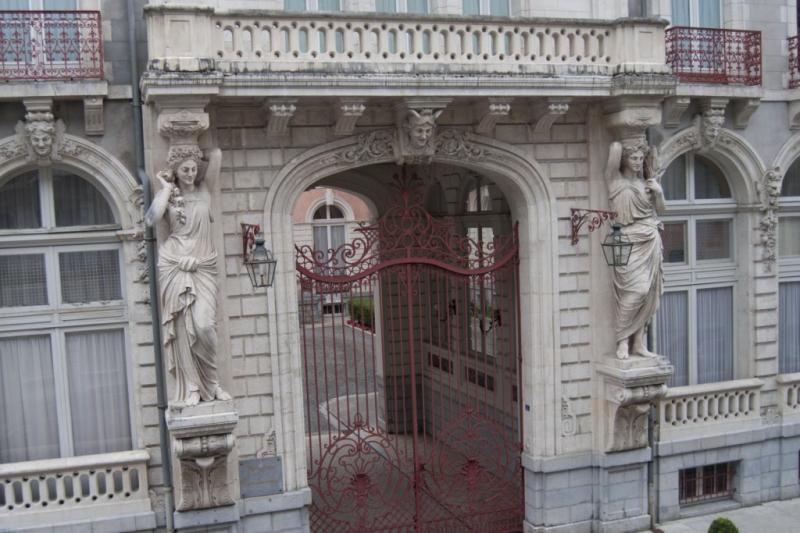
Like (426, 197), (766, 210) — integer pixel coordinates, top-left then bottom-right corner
(396, 108), (444, 165)
(699, 98), (729, 148)
(15, 107), (66, 165)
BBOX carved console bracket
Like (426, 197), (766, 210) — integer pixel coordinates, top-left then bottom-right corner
(529, 98), (570, 140)
(789, 100), (800, 130)
(732, 98), (760, 129)
(166, 401), (239, 512)
(83, 96), (104, 136)
(334, 99), (367, 137)
(570, 208), (617, 245)
(604, 97), (663, 145)
(266, 99), (297, 138)
(662, 96), (691, 128)
(157, 98), (211, 146)
(394, 97), (451, 165)
(475, 98), (512, 135)
(241, 222), (261, 262)
(596, 356), (672, 452)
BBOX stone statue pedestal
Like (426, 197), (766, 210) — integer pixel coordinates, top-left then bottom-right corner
(166, 401), (239, 513)
(596, 355), (672, 452)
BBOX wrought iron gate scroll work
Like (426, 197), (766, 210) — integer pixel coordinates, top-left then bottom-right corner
(297, 173), (524, 532)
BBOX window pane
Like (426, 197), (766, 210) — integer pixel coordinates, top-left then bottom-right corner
(0, 254), (48, 307)
(328, 205), (344, 219)
(53, 171), (115, 227)
(376, 0), (396, 11)
(779, 217), (800, 257)
(671, 0), (690, 26)
(463, 0), (479, 14)
(66, 329), (131, 455)
(0, 335), (59, 463)
(43, 0), (78, 8)
(0, 172), (41, 230)
(313, 225), (329, 252)
(285, 0), (305, 9)
(318, 0), (340, 10)
(782, 159), (800, 197)
(490, 0), (509, 16)
(407, 0), (427, 13)
(657, 291), (689, 386)
(780, 282), (800, 374)
(694, 157), (731, 199)
(59, 250), (121, 304)
(697, 287), (734, 384)
(662, 155), (687, 201)
(696, 220), (731, 261)
(698, 0), (721, 27)
(663, 221), (687, 263)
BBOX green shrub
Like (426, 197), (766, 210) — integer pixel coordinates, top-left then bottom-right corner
(707, 517), (738, 533)
(348, 297), (374, 329)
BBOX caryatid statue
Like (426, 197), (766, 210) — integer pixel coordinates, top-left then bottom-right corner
(146, 144), (232, 406)
(605, 140), (665, 360)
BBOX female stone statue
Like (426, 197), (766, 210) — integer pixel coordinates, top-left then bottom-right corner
(146, 146), (231, 405)
(605, 141), (665, 359)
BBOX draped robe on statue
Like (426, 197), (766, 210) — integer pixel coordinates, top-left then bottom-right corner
(158, 192), (221, 403)
(608, 177), (663, 343)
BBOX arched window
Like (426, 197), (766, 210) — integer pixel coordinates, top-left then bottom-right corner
(655, 153), (737, 386)
(0, 167), (131, 463)
(778, 158), (800, 373)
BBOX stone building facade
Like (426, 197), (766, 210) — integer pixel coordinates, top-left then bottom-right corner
(3, 0), (800, 532)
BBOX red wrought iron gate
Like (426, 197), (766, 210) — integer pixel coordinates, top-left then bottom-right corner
(296, 174), (523, 532)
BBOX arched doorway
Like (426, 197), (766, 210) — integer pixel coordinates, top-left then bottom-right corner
(296, 169), (523, 532)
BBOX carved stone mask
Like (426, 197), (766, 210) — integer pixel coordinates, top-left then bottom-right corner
(29, 129), (53, 156)
(403, 109), (443, 149)
(702, 111), (724, 144)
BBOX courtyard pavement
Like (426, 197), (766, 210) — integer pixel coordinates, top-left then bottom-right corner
(653, 498), (800, 532)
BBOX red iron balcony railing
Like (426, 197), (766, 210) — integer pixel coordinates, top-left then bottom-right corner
(0, 11), (103, 81)
(789, 35), (800, 88)
(665, 26), (761, 86)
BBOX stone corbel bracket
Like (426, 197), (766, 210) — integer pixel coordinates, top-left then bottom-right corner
(157, 106), (211, 146)
(603, 97), (663, 145)
(475, 98), (512, 136)
(597, 357), (672, 452)
(166, 401), (239, 512)
(266, 99), (297, 138)
(732, 98), (760, 129)
(529, 98), (570, 140)
(334, 99), (367, 137)
(662, 96), (691, 128)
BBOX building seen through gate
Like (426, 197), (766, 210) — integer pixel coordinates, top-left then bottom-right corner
(5, 0), (800, 532)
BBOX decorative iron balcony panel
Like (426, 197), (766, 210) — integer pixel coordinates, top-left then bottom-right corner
(665, 26), (761, 86)
(0, 11), (103, 81)
(790, 35), (799, 88)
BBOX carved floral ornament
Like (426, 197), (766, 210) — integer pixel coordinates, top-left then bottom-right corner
(318, 127), (492, 170)
(756, 167), (782, 272)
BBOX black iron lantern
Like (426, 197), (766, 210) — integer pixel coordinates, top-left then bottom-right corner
(245, 233), (277, 289)
(601, 224), (633, 267)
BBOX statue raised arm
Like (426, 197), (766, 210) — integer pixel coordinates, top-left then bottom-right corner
(146, 145), (231, 406)
(606, 140), (664, 360)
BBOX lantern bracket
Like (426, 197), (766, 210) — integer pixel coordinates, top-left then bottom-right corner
(241, 223), (261, 261)
(570, 208), (617, 245)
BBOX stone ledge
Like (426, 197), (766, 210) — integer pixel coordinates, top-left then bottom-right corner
(240, 488), (313, 518)
(173, 504), (240, 530)
(656, 424), (784, 456)
(522, 447), (652, 473)
(0, 80), (108, 101)
(524, 518), (592, 533)
(8, 510), (156, 533)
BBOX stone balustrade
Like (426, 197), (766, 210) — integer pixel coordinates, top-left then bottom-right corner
(777, 373), (800, 417)
(145, 6), (669, 77)
(0, 450), (152, 529)
(657, 379), (763, 438)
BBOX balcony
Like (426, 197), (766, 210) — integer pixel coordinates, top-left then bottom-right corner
(657, 379), (763, 440)
(0, 10), (103, 81)
(665, 26), (761, 86)
(0, 450), (154, 530)
(144, 6), (672, 97)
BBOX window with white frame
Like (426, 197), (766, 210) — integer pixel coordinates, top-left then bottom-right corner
(0, 167), (131, 464)
(655, 153), (737, 386)
(376, 0), (428, 13)
(462, 0), (509, 16)
(284, 0), (342, 11)
(779, 159), (800, 374)
(670, 0), (721, 27)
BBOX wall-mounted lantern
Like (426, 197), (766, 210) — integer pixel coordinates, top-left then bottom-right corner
(601, 225), (633, 267)
(242, 223), (277, 289)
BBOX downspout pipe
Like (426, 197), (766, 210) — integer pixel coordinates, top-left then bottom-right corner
(126, 1), (175, 530)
